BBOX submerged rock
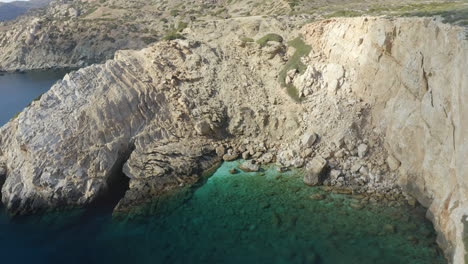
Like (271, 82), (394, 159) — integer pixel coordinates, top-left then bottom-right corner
(310, 193), (326, 200)
(238, 160), (260, 172)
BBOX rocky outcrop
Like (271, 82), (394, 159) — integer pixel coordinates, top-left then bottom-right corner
(0, 28), (302, 214)
(0, 40), (227, 214)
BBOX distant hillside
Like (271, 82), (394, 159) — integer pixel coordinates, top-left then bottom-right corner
(0, 0), (50, 21)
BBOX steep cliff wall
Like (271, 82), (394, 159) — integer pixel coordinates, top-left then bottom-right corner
(299, 17), (467, 263)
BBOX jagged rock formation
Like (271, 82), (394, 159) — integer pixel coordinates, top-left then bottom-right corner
(0, 16), (466, 263)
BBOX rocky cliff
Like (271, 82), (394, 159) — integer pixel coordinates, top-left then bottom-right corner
(0, 16), (466, 263)
(297, 17), (468, 263)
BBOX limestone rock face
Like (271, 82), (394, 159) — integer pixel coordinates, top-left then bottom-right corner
(301, 17), (468, 263)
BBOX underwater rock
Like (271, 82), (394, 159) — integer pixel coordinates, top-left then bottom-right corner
(350, 202), (363, 210)
(310, 193), (326, 200)
(383, 224), (396, 234)
(239, 160), (260, 172)
(277, 167), (288, 173)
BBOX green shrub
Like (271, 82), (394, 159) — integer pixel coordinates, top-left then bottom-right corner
(170, 9), (179, 16)
(325, 10), (362, 18)
(162, 32), (185, 41)
(278, 36), (312, 101)
(176, 22), (188, 32)
(240, 37), (254, 43)
(141, 36), (158, 44)
(256, 33), (283, 47)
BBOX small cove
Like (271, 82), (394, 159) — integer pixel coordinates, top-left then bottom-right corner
(0, 161), (445, 264)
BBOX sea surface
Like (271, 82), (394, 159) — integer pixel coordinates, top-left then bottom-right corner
(0, 72), (445, 264)
(0, 69), (69, 125)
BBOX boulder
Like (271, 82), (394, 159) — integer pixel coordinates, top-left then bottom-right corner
(223, 153), (239, 161)
(330, 169), (341, 181)
(215, 145), (226, 156)
(334, 148), (346, 158)
(68, 8), (80, 17)
(357, 144), (368, 158)
(242, 151), (250, 160)
(304, 157), (327, 186)
(386, 155), (401, 171)
(292, 157), (305, 168)
(252, 151), (263, 159)
(351, 163), (361, 173)
(302, 148), (313, 158)
(194, 121), (212, 136)
(258, 152), (274, 164)
(238, 160), (260, 172)
(301, 132), (318, 147)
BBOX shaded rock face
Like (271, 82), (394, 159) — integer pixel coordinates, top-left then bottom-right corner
(301, 17), (467, 263)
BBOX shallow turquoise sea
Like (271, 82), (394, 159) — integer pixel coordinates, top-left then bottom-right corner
(0, 161), (445, 264)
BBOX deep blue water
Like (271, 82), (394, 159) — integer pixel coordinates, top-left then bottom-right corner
(0, 70), (69, 125)
(0, 72), (445, 264)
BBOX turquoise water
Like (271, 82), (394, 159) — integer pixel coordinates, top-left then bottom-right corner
(0, 161), (445, 264)
(0, 70), (69, 124)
